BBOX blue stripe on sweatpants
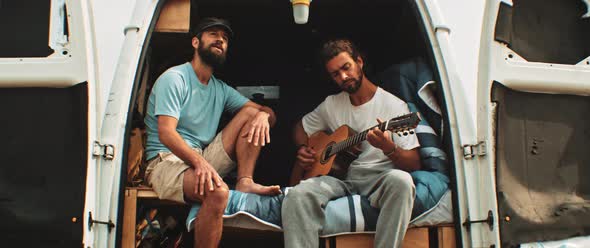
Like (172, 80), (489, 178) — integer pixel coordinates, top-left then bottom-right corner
(347, 194), (356, 232)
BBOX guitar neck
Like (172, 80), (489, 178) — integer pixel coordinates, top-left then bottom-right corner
(327, 113), (419, 157)
(329, 123), (380, 155)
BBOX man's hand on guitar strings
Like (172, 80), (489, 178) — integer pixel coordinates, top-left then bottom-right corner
(295, 145), (316, 170)
(367, 118), (397, 154)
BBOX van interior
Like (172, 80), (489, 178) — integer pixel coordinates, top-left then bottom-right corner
(2, 0), (589, 247)
(123, 0), (456, 247)
(135, 0), (437, 186)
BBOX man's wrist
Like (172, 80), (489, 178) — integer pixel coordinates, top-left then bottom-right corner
(257, 107), (270, 115)
(259, 106), (276, 126)
(256, 110), (270, 119)
(383, 144), (398, 157)
(296, 143), (307, 154)
(190, 156), (205, 168)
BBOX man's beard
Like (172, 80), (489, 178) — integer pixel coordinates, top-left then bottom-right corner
(198, 42), (226, 69)
(340, 72), (363, 94)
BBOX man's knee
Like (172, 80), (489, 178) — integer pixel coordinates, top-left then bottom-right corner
(285, 177), (335, 205)
(284, 180), (316, 205)
(236, 106), (259, 120)
(204, 185), (230, 214)
(382, 170), (415, 196)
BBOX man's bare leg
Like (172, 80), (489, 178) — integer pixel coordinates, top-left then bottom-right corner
(221, 107), (281, 195)
(183, 168), (229, 248)
(234, 118), (282, 195)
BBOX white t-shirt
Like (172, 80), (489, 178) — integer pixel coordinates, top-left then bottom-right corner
(302, 87), (420, 170)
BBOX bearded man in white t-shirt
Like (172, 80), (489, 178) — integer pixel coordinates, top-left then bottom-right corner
(282, 39), (422, 248)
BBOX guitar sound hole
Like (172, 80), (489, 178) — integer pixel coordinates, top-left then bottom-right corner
(323, 146), (332, 161)
(323, 153), (330, 162)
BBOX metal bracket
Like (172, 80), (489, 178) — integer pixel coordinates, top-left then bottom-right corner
(462, 141), (486, 159)
(93, 141), (115, 160)
(463, 210), (494, 232)
(88, 212), (115, 232)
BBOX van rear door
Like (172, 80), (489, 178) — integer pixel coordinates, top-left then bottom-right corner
(477, 0), (590, 246)
(0, 0), (99, 247)
(93, 0), (166, 247)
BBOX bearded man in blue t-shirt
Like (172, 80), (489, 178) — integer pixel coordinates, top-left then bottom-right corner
(143, 17), (280, 248)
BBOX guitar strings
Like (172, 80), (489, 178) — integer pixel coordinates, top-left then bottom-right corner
(327, 113), (416, 156)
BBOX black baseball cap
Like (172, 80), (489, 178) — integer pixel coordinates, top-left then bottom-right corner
(192, 17), (234, 38)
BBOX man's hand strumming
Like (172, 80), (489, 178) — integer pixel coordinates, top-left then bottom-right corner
(295, 145), (316, 170)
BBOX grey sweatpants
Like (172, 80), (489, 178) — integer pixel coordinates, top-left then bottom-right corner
(282, 166), (415, 248)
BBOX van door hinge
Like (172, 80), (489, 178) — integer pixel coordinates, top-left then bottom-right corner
(88, 212), (115, 232)
(463, 210), (494, 231)
(93, 141), (115, 160)
(462, 141), (486, 159)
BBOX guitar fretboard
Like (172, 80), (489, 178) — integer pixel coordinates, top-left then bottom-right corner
(325, 114), (418, 158)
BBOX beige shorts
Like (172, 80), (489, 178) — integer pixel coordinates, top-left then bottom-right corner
(144, 132), (235, 203)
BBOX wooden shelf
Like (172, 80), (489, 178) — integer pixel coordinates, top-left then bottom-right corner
(155, 0), (190, 33)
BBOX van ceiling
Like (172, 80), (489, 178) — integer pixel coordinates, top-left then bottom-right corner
(192, 0), (426, 86)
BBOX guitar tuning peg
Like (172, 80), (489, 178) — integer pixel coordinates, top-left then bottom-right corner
(397, 132), (402, 137)
(409, 130), (415, 134)
(403, 131), (409, 136)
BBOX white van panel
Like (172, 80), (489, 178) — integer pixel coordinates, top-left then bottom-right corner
(0, 0), (100, 247)
(419, 0), (499, 247)
(93, 1), (160, 247)
(478, 0), (590, 246)
(484, 42), (590, 96)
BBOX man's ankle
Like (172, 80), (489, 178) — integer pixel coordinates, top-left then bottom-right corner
(236, 175), (254, 184)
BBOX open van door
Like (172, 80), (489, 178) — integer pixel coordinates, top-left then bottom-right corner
(0, 0), (99, 247)
(477, 0), (590, 246)
(92, 0), (168, 247)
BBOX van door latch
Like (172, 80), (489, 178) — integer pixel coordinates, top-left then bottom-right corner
(88, 212), (115, 232)
(462, 141), (486, 159)
(463, 210), (494, 231)
(93, 141), (115, 160)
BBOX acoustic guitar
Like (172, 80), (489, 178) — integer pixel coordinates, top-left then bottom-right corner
(290, 112), (421, 185)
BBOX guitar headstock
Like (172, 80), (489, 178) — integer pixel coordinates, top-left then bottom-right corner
(381, 112), (421, 137)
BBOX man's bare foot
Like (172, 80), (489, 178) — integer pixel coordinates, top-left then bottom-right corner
(236, 177), (282, 195)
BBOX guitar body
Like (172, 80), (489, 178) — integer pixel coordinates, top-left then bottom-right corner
(290, 125), (359, 185)
(288, 112), (420, 186)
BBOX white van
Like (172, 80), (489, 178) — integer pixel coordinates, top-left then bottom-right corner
(1, 0), (588, 247)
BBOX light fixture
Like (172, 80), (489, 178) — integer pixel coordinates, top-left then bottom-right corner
(291, 0), (311, 24)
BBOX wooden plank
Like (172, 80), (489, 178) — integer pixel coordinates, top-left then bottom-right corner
(155, 0), (190, 33)
(333, 233), (374, 248)
(136, 187), (159, 199)
(322, 227), (430, 248)
(438, 226), (456, 248)
(121, 189), (138, 248)
(402, 227), (429, 248)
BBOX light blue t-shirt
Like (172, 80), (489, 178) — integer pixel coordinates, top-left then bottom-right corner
(144, 62), (249, 160)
